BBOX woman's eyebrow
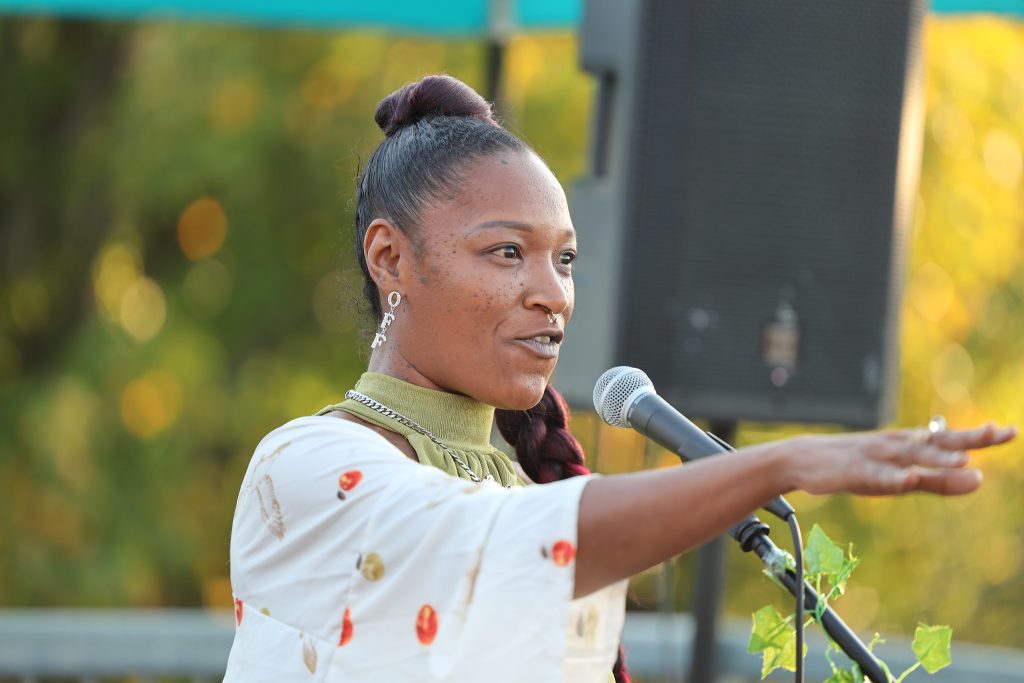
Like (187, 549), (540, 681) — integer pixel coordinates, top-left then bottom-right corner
(467, 220), (577, 242)
(468, 220), (535, 233)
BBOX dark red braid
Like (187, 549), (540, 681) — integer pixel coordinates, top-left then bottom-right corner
(495, 385), (590, 483)
(496, 385), (631, 683)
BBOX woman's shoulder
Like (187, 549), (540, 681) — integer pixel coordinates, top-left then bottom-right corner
(260, 414), (396, 449)
(242, 415), (409, 479)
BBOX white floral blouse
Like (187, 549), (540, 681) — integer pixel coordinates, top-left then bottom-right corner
(224, 416), (627, 682)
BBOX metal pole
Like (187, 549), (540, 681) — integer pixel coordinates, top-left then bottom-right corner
(687, 420), (736, 683)
(484, 39), (505, 109)
(485, 0), (512, 113)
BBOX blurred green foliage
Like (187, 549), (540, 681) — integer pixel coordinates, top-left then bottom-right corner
(1, 12), (1022, 653)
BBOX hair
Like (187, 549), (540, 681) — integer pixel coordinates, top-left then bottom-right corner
(354, 74), (526, 321)
(354, 75), (629, 683)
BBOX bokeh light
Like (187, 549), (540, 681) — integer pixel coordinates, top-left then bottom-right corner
(120, 369), (183, 439)
(119, 276), (167, 342)
(92, 242), (143, 323)
(929, 101), (975, 159)
(930, 342), (975, 403)
(177, 197), (228, 261)
(982, 127), (1023, 187)
(208, 77), (262, 132)
(909, 261), (955, 322)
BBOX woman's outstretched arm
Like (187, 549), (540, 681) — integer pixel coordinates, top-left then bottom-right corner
(573, 423), (1016, 598)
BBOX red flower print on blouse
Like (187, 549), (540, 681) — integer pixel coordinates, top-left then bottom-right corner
(550, 540), (576, 566)
(234, 597), (243, 626)
(337, 470), (363, 500)
(416, 604), (438, 645)
(339, 607), (353, 646)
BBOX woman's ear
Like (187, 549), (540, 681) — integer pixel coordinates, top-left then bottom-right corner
(363, 218), (409, 292)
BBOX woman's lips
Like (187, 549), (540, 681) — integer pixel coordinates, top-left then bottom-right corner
(513, 336), (561, 359)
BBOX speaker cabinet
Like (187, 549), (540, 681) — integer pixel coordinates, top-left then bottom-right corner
(555, 0), (926, 427)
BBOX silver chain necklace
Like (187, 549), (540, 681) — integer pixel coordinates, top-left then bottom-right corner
(345, 390), (506, 486)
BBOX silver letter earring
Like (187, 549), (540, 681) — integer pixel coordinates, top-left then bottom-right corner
(370, 291), (402, 349)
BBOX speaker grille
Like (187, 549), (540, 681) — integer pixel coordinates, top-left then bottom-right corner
(614, 0), (922, 426)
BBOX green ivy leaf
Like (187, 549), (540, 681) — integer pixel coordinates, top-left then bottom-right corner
(805, 524), (860, 595)
(805, 524), (844, 576)
(748, 605), (804, 678)
(911, 624), (952, 674)
(823, 671), (856, 683)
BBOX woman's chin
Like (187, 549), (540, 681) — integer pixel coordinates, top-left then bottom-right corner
(491, 377), (550, 411)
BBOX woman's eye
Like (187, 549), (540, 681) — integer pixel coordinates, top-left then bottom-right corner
(495, 245), (522, 259)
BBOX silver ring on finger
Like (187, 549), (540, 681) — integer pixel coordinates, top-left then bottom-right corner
(908, 427), (930, 445)
(927, 415), (947, 438)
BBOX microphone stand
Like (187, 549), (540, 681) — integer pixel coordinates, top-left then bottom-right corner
(730, 516), (891, 683)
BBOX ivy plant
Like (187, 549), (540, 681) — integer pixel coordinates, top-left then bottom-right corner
(747, 524), (953, 682)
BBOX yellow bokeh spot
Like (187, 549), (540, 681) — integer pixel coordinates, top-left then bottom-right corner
(908, 262), (954, 322)
(202, 575), (234, 610)
(929, 101), (975, 160)
(945, 182), (986, 236)
(980, 535), (1022, 585)
(120, 369), (183, 439)
(119, 276), (166, 342)
(92, 242), (142, 322)
(381, 40), (445, 95)
(282, 372), (337, 419)
(982, 127), (1022, 188)
(1006, 42), (1024, 99)
(208, 77), (261, 132)
(930, 343), (975, 404)
(301, 54), (360, 112)
(595, 422), (645, 474)
(506, 37), (544, 108)
(178, 197), (228, 261)
(835, 584), (879, 631)
(49, 378), (100, 495)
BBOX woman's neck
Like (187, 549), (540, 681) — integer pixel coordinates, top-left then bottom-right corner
(367, 347), (448, 394)
(351, 371), (496, 449)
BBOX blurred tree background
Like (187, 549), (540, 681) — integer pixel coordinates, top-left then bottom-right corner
(0, 11), (1022, 653)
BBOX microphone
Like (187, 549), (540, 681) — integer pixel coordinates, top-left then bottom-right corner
(593, 366), (795, 520)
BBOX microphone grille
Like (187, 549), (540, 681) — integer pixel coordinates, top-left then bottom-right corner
(593, 366), (654, 427)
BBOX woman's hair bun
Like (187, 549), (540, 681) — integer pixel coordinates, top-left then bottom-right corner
(374, 74), (496, 137)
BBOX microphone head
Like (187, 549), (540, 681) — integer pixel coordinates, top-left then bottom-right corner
(593, 366), (655, 427)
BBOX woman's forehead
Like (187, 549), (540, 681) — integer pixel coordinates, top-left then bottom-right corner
(435, 153), (573, 232)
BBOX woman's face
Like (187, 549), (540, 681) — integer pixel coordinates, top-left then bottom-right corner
(367, 149), (576, 410)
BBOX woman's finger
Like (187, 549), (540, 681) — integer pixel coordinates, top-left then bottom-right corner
(931, 423), (1017, 451)
(879, 433), (966, 468)
(909, 467), (983, 495)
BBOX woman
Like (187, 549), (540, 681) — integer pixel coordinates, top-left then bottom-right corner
(223, 75), (1015, 682)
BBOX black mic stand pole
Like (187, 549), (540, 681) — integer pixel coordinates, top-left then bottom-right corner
(687, 421), (735, 683)
(730, 516), (892, 683)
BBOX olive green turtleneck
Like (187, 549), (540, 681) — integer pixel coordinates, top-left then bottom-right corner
(317, 372), (522, 488)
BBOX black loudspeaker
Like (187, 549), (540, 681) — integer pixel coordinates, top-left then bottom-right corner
(555, 0), (926, 428)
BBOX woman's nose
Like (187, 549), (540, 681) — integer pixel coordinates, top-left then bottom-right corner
(523, 259), (571, 319)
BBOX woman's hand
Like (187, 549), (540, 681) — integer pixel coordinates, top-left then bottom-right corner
(576, 419), (1015, 598)
(788, 422), (1017, 497)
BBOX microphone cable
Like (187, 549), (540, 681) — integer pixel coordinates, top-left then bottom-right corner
(788, 512), (805, 683)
